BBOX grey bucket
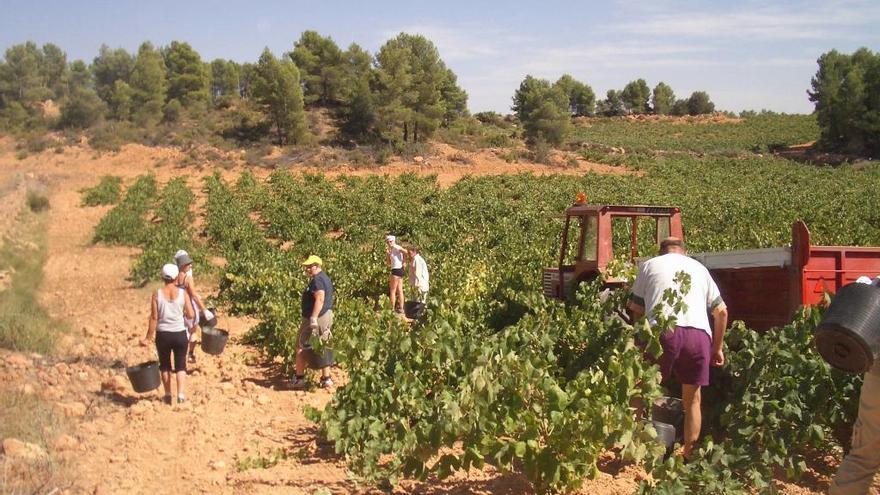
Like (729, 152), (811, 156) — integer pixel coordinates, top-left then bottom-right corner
(201, 327), (229, 355)
(126, 360), (160, 393)
(815, 283), (880, 373)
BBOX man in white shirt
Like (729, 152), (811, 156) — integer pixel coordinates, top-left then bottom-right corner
(628, 237), (728, 459)
(408, 245), (429, 303)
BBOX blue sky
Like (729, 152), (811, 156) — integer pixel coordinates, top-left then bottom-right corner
(2, 0), (879, 114)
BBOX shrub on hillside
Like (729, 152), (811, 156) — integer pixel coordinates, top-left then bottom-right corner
(81, 175), (123, 206)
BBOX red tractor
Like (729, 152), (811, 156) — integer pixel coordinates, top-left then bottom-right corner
(545, 196), (880, 331)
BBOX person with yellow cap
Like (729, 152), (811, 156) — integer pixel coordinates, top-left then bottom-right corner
(290, 255), (335, 390)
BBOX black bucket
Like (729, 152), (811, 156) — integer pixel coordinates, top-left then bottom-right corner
(815, 283), (880, 373)
(302, 348), (334, 369)
(404, 300), (426, 320)
(125, 360), (160, 393)
(651, 420), (676, 456)
(199, 307), (218, 328)
(201, 327), (229, 355)
(652, 397), (684, 442)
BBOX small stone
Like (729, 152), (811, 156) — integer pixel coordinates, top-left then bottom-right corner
(52, 434), (78, 451)
(210, 460), (226, 470)
(18, 383), (35, 395)
(413, 156), (424, 163)
(220, 382), (234, 392)
(100, 376), (128, 393)
(2, 438), (48, 461)
(4, 354), (30, 368)
(256, 395), (270, 406)
(77, 371), (89, 381)
(59, 401), (87, 417)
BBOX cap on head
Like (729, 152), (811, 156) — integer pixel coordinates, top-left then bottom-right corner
(659, 237), (685, 254)
(301, 255), (323, 267)
(175, 251), (194, 267)
(162, 263), (179, 281)
(385, 235), (396, 243)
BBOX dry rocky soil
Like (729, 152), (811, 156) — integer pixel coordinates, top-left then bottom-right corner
(0, 137), (848, 494)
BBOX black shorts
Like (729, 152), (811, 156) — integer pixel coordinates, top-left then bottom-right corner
(391, 268), (405, 277)
(156, 331), (188, 372)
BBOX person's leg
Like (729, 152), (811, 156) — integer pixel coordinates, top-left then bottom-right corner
(830, 364), (880, 494)
(389, 274), (397, 311)
(396, 279), (405, 311)
(171, 332), (188, 401)
(681, 384), (702, 458)
(187, 323), (201, 363)
(291, 319), (310, 388)
(156, 334), (173, 399)
(160, 371), (172, 396)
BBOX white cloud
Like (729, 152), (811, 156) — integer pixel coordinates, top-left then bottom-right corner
(380, 24), (529, 61)
(611, 0), (880, 41)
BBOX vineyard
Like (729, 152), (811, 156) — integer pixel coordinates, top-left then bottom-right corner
(89, 114), (875, 493)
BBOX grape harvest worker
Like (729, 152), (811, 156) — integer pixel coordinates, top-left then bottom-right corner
(174, 250), (213, 364)
(408, 245), (430, 303)
(385, 235), (408, 314)
(627, 237), (728, 459)
(140, 263), (195, 405)
(290, 255), (335, 390)
(830, 277), (880, 494)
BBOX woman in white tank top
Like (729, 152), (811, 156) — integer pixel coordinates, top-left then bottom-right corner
(141, 264), (194, 404)
(385, 235), (409, 314)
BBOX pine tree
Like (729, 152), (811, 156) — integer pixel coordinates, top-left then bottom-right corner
(129, 42), (166, 126)
(252, 48), (306, 145)
(163, 41), (209, 110)
(651, 82), (675, 115)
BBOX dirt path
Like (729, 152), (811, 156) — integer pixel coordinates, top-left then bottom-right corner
(0, 139), (831, 494)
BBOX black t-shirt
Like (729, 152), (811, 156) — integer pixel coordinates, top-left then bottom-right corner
(301, 271), (334, 318)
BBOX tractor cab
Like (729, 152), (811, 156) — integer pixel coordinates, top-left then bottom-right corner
(543, 195), (684, 300)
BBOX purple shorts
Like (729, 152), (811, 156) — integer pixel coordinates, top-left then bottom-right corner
(659, 326), (711, 386)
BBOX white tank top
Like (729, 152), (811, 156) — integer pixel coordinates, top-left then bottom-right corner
(156, 287), (186, 333)
(389, 247), (404, 269)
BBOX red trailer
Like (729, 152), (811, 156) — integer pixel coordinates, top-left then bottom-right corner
(544, 199), (880, 331)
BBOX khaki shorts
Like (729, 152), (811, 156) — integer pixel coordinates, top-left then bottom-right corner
(297, 310), (333, 350)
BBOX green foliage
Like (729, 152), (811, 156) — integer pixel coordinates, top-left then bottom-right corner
(290, 30), (345, 106)
(59, 87), (105, 128)
(569, 114), (818, 155)
(130, 41), (166, 126)
(621, 79), (651, 114)
(373, 33), (466, 143)
(0, 41), (70, 129)
(597, 89), (626, 117)
(210, 58), (240, 103)
(809, 47), (880, 156)
(92, 44), (134, 104)
(107, 80), (133, 121)
(192, 134), (880, 491)
(513, 75), (571, 146)
(163, 41), (210, 110)
(26, 190), (49, 212)
(687, 91), (715, 115)
(128, 177), (198, 286)
(554, 74), (595, 117)
(0, 210), (59, 354)
(652, 82), (675, 115)
(92, 174), (157, 245)
(253, 48), (307, 145)
(81, 175), (123, 206)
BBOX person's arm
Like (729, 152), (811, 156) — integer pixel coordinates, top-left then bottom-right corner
(141, 293), (159, 346)
(185, 276), (207, 312)
(183, 290), (195, 321)
(710, 302), (728, 367)
(627, 300), (645, 320)
(309, 290), (325, 326)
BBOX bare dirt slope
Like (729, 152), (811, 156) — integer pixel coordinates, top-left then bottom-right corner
(0, 139), (832, 494)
